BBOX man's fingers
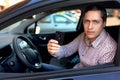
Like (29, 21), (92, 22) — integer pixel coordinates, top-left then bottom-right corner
(49, 39), (58, 44)
(47, 39), (61, 55)
(48, 39), (60, 48)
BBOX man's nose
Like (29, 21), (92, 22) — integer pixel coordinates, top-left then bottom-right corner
(88, 22), (93, 29)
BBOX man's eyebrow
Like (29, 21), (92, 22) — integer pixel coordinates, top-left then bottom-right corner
(93, 20), (99, 21)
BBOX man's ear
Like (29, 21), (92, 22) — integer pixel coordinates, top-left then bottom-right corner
(103, 22), (106, 28)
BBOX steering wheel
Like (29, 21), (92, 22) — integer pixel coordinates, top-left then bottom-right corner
(13, 35), (42, 70)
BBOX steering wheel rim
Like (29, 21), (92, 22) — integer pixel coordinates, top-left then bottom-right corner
(13, 35), (42, 70)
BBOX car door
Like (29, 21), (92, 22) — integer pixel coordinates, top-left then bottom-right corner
(52, 14), (77, 32)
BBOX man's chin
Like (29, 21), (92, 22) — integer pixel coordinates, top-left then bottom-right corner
(87, 35), (96, 41)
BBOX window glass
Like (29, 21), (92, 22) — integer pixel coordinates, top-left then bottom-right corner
(54, 15), (69, 23)
(35, 9), (81, 34)
(40, 16), (51, 23)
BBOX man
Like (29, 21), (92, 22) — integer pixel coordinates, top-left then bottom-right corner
(47, 5), (117, 68)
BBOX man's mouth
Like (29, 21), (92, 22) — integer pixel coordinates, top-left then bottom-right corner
(87, 31), (95, 35)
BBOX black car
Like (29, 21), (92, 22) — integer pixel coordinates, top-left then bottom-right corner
(0, 0), (120, 79)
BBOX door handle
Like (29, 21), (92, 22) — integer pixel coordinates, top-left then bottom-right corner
(39, 36), (46, 40)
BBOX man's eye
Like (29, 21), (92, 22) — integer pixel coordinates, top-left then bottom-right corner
(93, 21), (99, 24)
(83, 20), (89, 24)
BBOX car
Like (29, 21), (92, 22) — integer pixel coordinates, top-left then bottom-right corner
(30, 13), (78, 34)
(0, 0), (120, 79)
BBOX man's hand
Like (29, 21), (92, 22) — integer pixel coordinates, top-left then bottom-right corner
(47, 39), (61, 55)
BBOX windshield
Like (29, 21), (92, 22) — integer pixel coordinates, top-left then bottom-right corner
(0, 21), (23, 33)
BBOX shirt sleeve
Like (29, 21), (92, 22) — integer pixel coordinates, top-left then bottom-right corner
(97, 32), (117, 65)
(54, 33), (83, 59)
(98, 47), (117, 65)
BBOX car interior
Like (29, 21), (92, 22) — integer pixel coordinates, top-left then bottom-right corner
(48, 15), (120, 70)
(25, 10), (120, 71)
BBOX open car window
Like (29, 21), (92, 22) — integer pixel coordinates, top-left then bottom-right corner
(32, 9), (81, 34)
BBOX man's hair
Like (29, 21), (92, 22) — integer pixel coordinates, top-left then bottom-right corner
(83, 4), (107, 22)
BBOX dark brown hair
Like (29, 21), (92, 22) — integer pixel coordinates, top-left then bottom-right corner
(83, 4), (107, 22)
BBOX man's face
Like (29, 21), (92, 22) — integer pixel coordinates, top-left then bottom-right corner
(83, 10), (106, 42)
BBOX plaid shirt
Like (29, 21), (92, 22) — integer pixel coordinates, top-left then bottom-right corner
(54, 29), (117, 68)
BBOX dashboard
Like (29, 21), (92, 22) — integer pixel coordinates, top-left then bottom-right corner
(0, 34), (28, 72)
(0, 45), (12, 63)
(0, 34), (14, 63)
